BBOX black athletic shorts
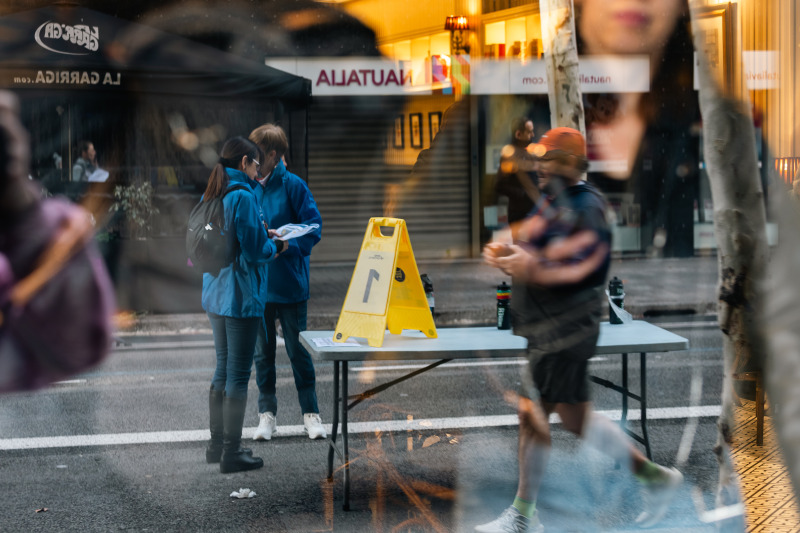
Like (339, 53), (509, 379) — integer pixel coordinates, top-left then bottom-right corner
(521, 325), (599, 404)
(524, 349), (590, 404)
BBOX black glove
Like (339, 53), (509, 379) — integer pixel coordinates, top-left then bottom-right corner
(274, 238), (286, 254)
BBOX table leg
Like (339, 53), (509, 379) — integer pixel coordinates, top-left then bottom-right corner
(328, 360), (340, 480)
(621, 353), (629, 430)
(342, 360), (350, 511)
(640, 352), (652, 460)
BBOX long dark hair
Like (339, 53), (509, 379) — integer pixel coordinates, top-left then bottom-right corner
(203, 136), (261, 201)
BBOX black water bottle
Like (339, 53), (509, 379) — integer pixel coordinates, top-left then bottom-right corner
(497, 281), (511, 330)
(421, 274), (435, 317)
(608, 276), (625, 324)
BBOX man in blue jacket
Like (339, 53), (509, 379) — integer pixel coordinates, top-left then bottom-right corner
(249, 124), (326, 440)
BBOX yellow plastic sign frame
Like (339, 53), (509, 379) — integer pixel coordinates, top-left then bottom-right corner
(334, 218), (437, 347)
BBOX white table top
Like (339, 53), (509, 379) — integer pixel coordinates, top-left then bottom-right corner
(299, 321), (688, 362)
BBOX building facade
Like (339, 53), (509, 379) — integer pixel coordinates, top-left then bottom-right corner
(302, 0), (795, 261)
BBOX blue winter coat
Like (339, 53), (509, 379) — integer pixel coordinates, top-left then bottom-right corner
(202, 168), (279, 317)
(255, 161), (322, 303)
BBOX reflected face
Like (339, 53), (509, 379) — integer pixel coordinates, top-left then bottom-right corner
(576, 0), (684, 57)
(538, 156), (580, 190)
(244, 157), (260, 179)
(83, 143), (96, 162)
(515, 121), (534, 144)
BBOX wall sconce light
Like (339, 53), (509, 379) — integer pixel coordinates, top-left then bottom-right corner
(445, 15), (471, 54)
(775, 157), (800, 185)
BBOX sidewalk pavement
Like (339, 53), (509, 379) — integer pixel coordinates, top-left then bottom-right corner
(123, 255), (720, 334)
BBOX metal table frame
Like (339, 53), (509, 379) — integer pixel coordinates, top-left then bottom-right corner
(300, 322), (688, 510)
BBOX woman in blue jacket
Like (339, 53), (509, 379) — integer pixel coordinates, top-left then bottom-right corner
(201, 136), (285, 473)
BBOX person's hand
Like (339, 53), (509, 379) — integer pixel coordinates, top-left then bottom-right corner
(482, 241), (513, 269)
(267, 229), (278, 239)
(485, 229), (607, 286)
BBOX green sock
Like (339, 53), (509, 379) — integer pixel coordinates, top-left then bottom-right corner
(635, 460), (664, 483)
(512, 496), (536, 519)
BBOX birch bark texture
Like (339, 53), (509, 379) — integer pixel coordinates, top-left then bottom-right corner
(689, 0), (769, 519)
(538, 0), (584, 133)
(764, 193), (800, 499)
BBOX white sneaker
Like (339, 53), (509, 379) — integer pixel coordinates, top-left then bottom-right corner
(475, 506), (544, 533)
(303, 413), (327, 440)
(253, 412), (277, 441)
(635, 466), (684, 527)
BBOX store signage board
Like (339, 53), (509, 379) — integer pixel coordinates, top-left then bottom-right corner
(269, 56), (648, 96)
(473, 56), (650, 95)
(266, 57), (427, 96)
(693, 50), (780, 91)
(742, 50), (779, 90)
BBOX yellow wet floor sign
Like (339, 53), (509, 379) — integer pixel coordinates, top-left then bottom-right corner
(334, 218), (437, 347)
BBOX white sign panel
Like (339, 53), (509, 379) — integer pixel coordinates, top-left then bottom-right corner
(472, 56), (650, 95)
(743, 50), (779, 90)
(579, 56), (650, 93)
(471, 60), (513, 95)
(509, 61), (548, 94)
(266, 58), (423, 96)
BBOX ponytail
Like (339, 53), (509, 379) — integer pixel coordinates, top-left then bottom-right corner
(202, 136), (260, 202)
(202, 163), (228, 202)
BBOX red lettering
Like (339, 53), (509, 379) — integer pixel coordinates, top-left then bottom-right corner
(359, 69), (370, 85)
(316, 70), (330, 86)
(385, 70), (399, 85)
(334, 70), (346, 86)
(371, 70), (385, 85)
(347, 70), (361, 86)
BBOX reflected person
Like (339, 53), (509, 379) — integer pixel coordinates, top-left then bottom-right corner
(577, 0), (699, 256)
(478, 128), (683, 533)
(71, 140), (97, 182)
(495, 117), (539, 226)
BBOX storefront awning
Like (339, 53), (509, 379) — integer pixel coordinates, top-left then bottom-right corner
(0, 5), (312, 101)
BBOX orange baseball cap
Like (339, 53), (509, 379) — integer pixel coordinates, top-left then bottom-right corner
(536, 127), (586, 158)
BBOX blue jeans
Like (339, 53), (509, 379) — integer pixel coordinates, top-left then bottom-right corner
(207, 313), (261, 400)
(253, 301), (319, 415)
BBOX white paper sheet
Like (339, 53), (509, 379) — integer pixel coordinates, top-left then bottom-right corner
(87, 168), (109, 182)
(274, 223), (319, 241)
(311, 337), (361, 347)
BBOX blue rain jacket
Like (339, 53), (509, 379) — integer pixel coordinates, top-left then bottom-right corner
(255, 160), (322, 303)
(202, 168), (279, 317)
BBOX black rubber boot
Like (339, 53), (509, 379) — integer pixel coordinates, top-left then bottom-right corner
(220, 395), (263, 473)
(206, 388), (224, 463)
(207, 388), (252, 463)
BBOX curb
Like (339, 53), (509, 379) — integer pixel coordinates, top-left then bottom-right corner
(118, 301), (717, 336)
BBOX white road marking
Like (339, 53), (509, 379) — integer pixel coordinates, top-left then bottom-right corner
(0, 405), (721, 451)
(653, 321), (718, 329)
(116, 338), (284, 351)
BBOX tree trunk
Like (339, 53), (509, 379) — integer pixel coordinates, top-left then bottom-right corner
(689, 2), (769, 525)
(538, 0), (584, 133)
(764, 189), (800, 498)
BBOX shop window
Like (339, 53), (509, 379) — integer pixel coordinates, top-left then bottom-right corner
(483, 15), (542, 61)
